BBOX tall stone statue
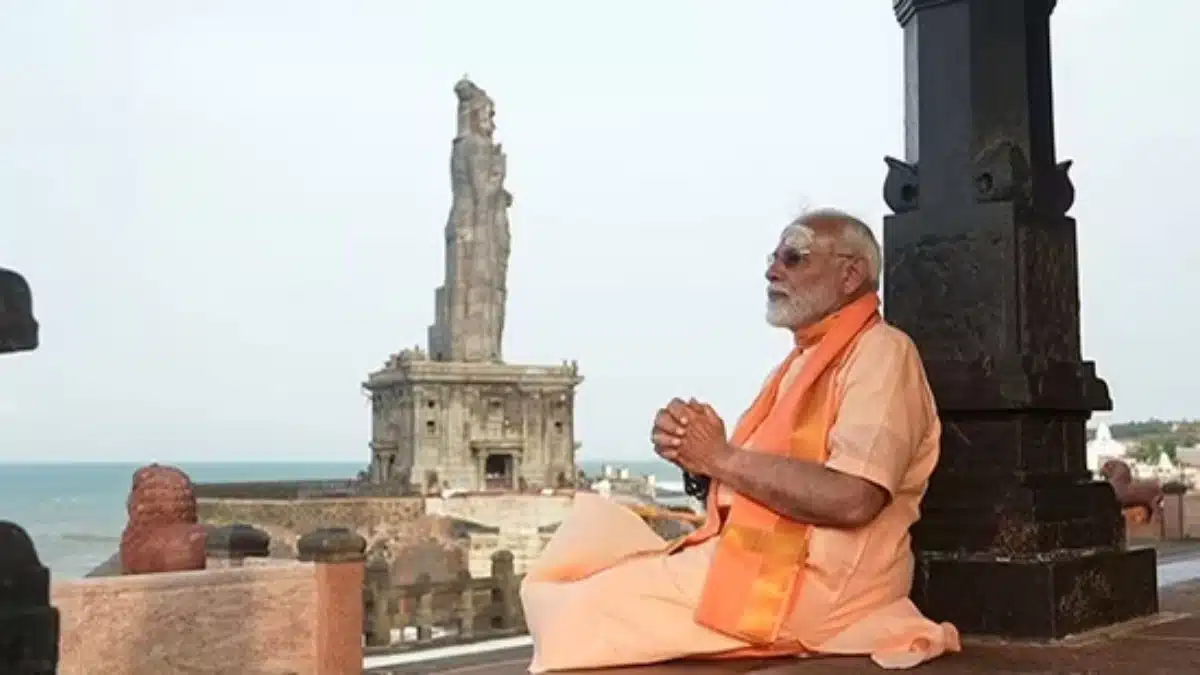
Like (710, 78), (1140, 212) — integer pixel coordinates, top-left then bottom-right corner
(427, 77), (512, 362)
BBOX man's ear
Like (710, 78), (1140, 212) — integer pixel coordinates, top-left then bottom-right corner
(843, 260), (867, 295)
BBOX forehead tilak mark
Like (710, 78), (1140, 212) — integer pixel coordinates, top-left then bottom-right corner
(780, 224), (814, 250)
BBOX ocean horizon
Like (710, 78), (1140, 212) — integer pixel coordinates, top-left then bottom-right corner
(0, 458), (682, 580)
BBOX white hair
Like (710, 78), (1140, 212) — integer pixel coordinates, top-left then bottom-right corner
(787, 208), (882, 290)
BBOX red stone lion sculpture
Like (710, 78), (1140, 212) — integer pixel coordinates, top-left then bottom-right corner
(119, 464), (207, 574)
(1100, 459), (1164, 525)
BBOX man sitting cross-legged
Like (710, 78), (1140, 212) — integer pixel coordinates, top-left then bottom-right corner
(520, 208), (961, 672)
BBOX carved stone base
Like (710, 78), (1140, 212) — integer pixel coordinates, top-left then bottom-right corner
(365, 359), (581, 493)
(913, 479), (1126, 554)
(911, 546), (1159, 638)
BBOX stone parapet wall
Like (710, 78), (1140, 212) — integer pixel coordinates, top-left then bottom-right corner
(47, 524), (368, 675)
(370, 359), (581, 385)
(54, 563), (322, 674)
(200, 497), (424, 555)
(194, 479), (362, 500)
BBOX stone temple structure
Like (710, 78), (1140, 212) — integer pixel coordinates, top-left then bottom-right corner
(363, 78), (582, 494)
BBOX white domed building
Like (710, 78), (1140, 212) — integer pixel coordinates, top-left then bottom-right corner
(1153, 451), (1178, 479)
(1086, 423), (1127, 475)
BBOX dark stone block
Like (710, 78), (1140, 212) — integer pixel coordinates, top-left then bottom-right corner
(205, 523), (271, 559)
(911, 547), (1159, 638)
(0, 267), (38, 355)
(913, 480), (1125, 555)
(0, 521), (59, 674)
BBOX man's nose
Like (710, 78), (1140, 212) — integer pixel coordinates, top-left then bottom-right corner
(766, 261), (782, 283)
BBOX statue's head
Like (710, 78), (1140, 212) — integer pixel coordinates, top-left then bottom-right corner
(454, 77), (495, 138)
(120, 464), (206, 575)
(1100, 459), (1133, 487)
(126, 463), (198, 526)
(765, 209), (882, 331)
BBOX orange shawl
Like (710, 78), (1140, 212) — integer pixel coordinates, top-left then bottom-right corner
(669, 292), (881, 648)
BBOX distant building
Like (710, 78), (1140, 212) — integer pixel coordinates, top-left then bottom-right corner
(362, 79), (582, 493)
(1155, 452), (1177, 475)
(1178, 445), (1200, 468)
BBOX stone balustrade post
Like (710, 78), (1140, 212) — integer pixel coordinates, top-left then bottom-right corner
(364, 555), (393, 648)
(0, 521), (59, 674)
(205, 524), (270, 567)
(457, 570), (476, 639)
(1162, 483), (1188, 541)
(298, 527), (367, 675)
(489, 550), (518, 630)
(413, 574), (435, 641)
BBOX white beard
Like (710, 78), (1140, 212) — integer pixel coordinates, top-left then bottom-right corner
(766, 284), (839, 329)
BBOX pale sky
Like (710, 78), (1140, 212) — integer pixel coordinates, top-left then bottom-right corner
(1, 1), (1196, 463)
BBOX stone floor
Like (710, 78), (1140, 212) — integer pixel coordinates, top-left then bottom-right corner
(374, 578), (1200, 674)
(1139, 537), (1200, 563)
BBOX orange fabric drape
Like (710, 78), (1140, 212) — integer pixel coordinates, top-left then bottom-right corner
(667, 293), (881, 650)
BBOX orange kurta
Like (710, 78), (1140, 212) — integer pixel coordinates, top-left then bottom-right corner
(521, 303), (960, 672)
(675, 293), (880, 649)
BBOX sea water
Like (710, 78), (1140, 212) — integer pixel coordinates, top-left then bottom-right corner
(0, 459), (684, 580)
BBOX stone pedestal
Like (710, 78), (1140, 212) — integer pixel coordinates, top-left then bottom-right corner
(365, 358), (582, 493)
(883, 0), (1157, 637)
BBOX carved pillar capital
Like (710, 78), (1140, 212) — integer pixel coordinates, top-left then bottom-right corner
(0, 267), (38, 355)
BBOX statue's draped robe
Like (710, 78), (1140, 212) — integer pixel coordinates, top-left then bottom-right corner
(520, 309), (960, 672)
(445, 132), (507, 362)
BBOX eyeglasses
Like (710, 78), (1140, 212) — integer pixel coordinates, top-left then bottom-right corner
(768, 247), (859, 269)
(768, 247), (807, 268)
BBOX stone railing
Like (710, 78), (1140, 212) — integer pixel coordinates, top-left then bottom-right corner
(1124, 483), (1197, 543)
(1, 520), (368, 675)
(1160, 485), (1198, 540)
(364, 550), (525, 652)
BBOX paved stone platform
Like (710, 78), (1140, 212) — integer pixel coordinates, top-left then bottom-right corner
(374, 579), (1200, 674)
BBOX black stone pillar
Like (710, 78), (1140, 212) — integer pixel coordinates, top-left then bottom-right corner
(0, 267), (38, 354)
(0, 522), (59, 674)
(883, 0), (1158, 638)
